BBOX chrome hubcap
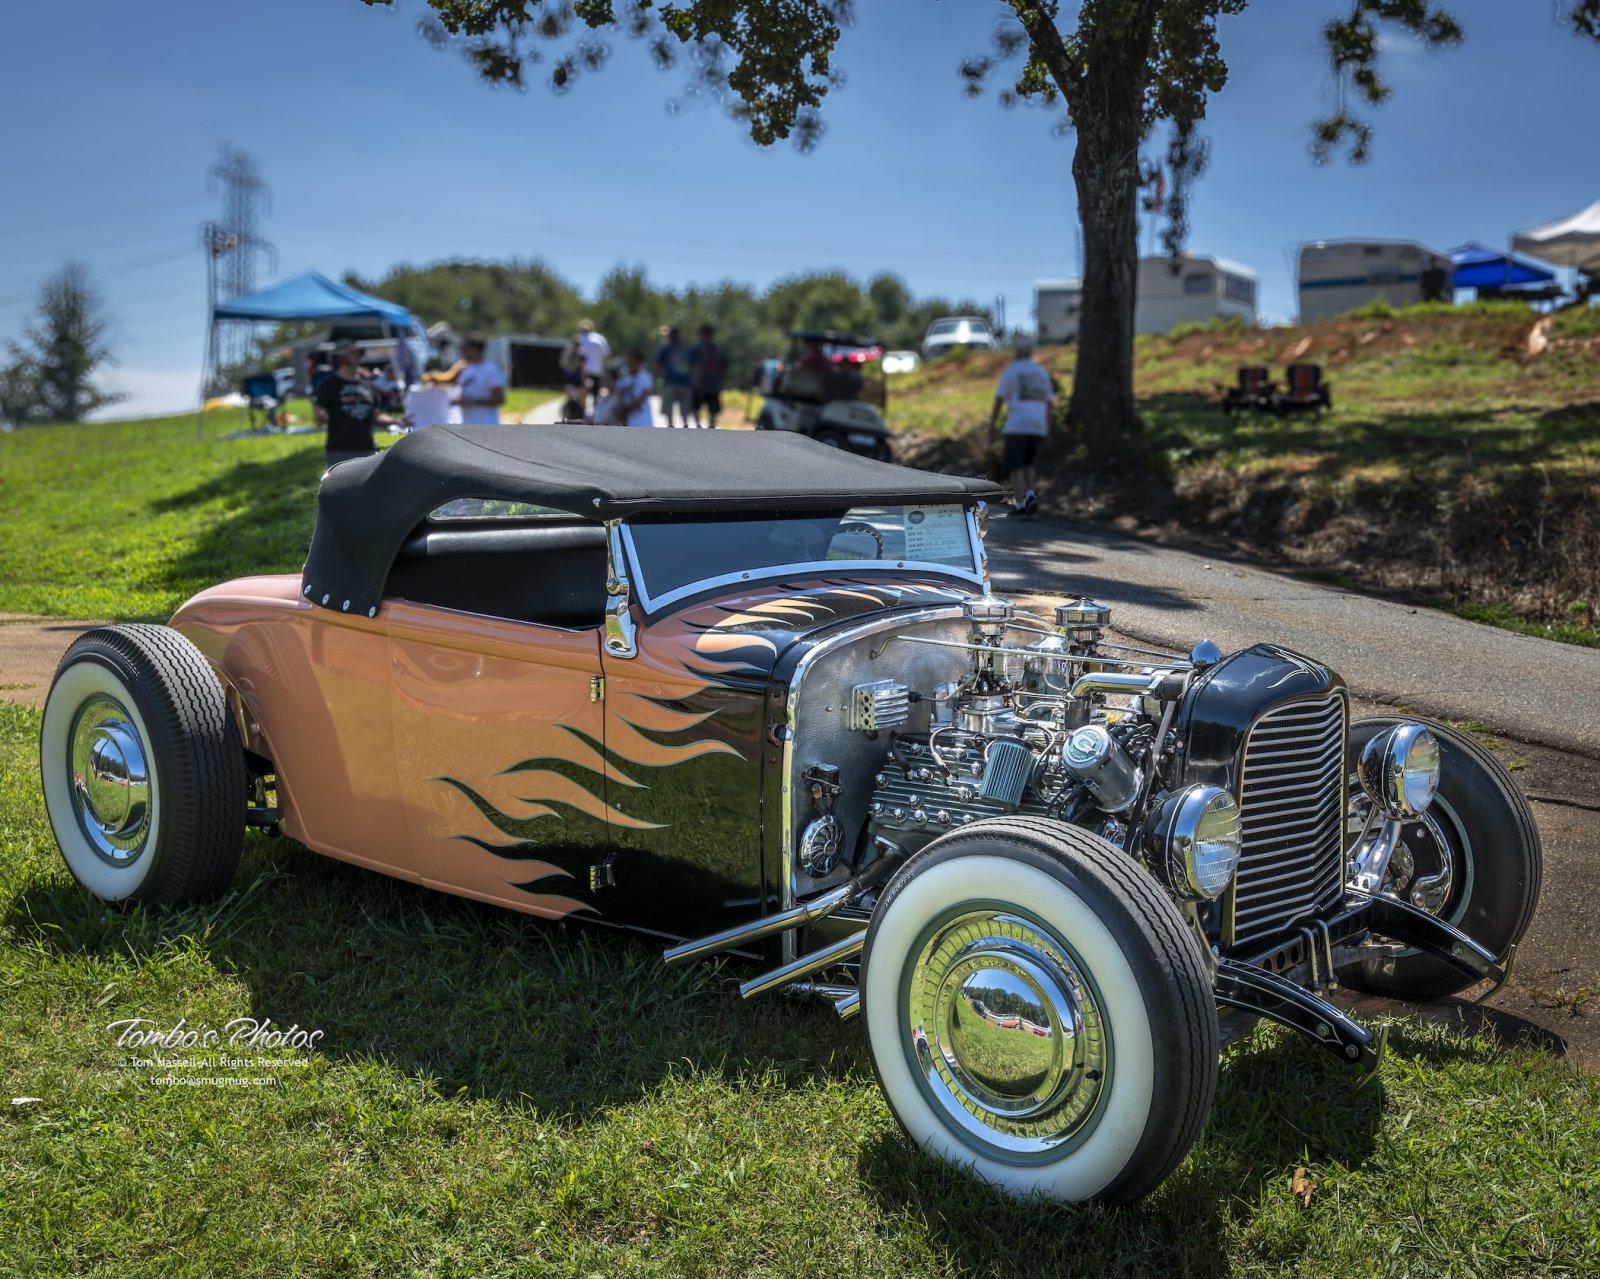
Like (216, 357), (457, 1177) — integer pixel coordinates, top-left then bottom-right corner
(905, 910), (1109, 1161)
(69, 696), (152, 865)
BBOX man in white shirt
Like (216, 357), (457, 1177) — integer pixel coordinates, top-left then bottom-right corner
(455, 333), (506, 425)
(576, 319), (611, 408)
(615, 349), (655, 427)
(987, 335), (1054, 517)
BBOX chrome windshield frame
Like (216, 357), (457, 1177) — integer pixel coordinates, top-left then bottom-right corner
(616, 507), (987, 615)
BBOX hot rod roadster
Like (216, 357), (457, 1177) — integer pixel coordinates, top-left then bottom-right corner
(41, 425), (1541, 1203)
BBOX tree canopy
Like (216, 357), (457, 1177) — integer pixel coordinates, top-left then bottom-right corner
(1, 264), (123, 427)
(345, 257), (993, 379)
(366, 0), (1600, 439)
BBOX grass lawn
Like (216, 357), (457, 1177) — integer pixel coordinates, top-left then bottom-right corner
(2, 376), (1598, 1274)
(2, 699), (1598, 1277)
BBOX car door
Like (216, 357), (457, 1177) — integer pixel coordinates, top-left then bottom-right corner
(387, 602), (624, 922)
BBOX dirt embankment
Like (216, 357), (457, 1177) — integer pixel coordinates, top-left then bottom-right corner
(897, 308), (1600, 632)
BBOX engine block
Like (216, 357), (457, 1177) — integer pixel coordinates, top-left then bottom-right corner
(867, 737), (1051, 853)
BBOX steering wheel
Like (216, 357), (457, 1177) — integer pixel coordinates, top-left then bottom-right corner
(834, 520), (886, 559)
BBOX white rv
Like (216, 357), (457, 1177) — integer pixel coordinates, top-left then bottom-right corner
(1034, 279), (1083, 344)
(1296, 240), (1450, 323)
(1134, 254), (1257, 335)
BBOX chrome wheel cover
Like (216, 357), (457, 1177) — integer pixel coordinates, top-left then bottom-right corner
(903, 909), (1110, 1163)
(68, 695), (153, 866)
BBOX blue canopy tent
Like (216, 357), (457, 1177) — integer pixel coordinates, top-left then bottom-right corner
(1447, 242), (1557, 293)
(199, 270), (422, 439)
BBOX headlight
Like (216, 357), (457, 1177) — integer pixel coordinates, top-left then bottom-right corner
(1357, 724), (1440, 818)
(1151, 784), (1242, 901)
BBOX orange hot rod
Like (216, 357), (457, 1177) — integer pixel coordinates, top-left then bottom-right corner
(40, 425), (1540, 1203)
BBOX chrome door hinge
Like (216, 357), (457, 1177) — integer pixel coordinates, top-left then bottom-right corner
(589, 676), (605, 702)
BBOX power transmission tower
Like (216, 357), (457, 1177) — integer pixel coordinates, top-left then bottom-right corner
(199, 144), (276, 393)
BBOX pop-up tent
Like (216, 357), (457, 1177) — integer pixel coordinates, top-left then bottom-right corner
(1447, 242), (1557, 291)
(1512, 200), (1600, 274)
(211, 270), (417, 328)
(199, 270), (422, 439)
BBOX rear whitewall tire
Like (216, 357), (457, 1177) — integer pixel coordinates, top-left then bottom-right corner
(861, 820), (1217, 1203)
(40, 658), (165, 901)
(40, 625), (246, 905)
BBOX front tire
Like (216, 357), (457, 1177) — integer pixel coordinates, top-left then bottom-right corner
(40, 625), (246, 904)
(861, 817), (1216, 1203)
(1339, 717), (1541, 1000)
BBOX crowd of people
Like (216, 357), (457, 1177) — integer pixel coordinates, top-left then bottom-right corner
(559, 320), (729, 430)
(311, 319), (732, 466)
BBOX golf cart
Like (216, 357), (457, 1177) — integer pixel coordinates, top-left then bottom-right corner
(756, 329), (892, 461)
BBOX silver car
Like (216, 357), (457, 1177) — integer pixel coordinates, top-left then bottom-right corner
(921, 316), (996, 359)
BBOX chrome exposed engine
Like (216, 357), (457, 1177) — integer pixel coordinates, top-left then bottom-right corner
(857, 596), (1190, 859)
(783, 593), (1275, 934)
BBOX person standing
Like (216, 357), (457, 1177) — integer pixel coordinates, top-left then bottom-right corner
(615, 350), (655, 428)
(689, 324), (728, 429)
(655, 325), (695, 428)
(314, 341), (398, 468)
(987, 336), (1054, 517)
(576, 319), (611, 408)
(453, 333), (506, 425)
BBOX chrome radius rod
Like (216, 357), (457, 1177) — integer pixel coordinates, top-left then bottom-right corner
(662, 854), (897, 968)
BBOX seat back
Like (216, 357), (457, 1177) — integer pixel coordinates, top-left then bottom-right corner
(242, 372), (278, 401)
(1286, 364), (1322, 398)
(385, 520), (608, 629)
(1238, 366), (1270, 394)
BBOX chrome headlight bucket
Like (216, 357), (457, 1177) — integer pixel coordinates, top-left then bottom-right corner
(1357, 723), (1440, 818)
(1150, 784), (1243, 901)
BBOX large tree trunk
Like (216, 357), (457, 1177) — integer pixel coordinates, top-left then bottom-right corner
(1059, 3), (1159, 454)
(1068, 129), (1143, 451)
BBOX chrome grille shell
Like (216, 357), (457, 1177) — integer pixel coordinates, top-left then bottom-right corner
(1224, 692), (1349, 948)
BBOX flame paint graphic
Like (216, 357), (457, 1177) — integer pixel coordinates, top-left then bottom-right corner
(435, 579), (968, 916)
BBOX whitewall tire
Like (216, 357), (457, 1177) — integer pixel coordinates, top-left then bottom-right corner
(40, 625), (245, 905)
(861, 817), (1216, 1203)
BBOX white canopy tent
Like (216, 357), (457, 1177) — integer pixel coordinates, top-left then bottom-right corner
(1512, 199), (1600, 274)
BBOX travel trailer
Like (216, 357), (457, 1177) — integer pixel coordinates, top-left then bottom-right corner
(1134, 254), (1257, 335)
(1033, 279), (1083, 344)
(1296, 240), (1450, 323)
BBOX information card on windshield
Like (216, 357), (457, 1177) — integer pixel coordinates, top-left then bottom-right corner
(902, 505), (969, 563)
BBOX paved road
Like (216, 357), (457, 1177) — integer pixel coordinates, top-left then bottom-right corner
(986, 514), (1600, 758)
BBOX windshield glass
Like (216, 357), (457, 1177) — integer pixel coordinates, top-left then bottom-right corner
(625, 504), (978, 607)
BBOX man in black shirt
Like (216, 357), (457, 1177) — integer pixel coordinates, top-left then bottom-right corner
(314, 342), (397, 467)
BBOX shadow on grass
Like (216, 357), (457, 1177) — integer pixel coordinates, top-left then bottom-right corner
(146, 446), (326, 600)
(1140, 393), (1600, 478)
(855, 1030), (1388, 1277)
(5, 834), (870, 1119)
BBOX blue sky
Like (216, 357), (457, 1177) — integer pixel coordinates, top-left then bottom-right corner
(2, 0), (1595, 417)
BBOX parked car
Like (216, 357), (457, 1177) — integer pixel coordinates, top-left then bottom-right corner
(39, 426), (1539, 1204)
(921, 316), (995, 359)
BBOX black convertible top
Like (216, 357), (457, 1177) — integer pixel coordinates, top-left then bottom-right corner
(302, 424), (1002, 615)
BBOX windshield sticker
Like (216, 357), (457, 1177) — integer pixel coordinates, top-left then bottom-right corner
(902, 505), (968, 562)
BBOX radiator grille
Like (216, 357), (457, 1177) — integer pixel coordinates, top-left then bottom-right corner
(1227, 693), (1347, 947)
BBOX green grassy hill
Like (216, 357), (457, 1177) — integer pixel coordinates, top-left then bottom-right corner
(0, 389), (549, 622)
(891, 302), (1600, 645)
